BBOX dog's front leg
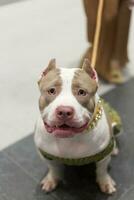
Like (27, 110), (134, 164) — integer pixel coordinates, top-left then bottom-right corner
(41, 159), (63, 192)
(96, 156), (116, 194)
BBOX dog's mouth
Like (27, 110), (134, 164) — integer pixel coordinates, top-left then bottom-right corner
(44, 122), (89, 138)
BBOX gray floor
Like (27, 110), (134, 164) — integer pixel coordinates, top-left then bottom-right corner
(1, 78), (134, 200)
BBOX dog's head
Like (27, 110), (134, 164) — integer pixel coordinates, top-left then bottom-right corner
(38, 59), (98, 138)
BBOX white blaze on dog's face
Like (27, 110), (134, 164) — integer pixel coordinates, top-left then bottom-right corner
(38, 59), (98, 138)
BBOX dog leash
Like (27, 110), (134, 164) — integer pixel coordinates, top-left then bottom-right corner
(91, 0), (104, 68)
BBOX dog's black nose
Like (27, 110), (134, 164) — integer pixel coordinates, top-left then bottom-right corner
(56, 106), (74, 120)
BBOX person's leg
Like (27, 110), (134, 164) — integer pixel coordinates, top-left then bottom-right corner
(83, 0), (98, 43)
(82, 0), (123, 83)
(108, 0), (131, 83)
(80, 0), (98, 66)
(111, 0), (131, 67)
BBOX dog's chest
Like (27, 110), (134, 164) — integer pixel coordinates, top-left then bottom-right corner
(35, 109), (110, 159)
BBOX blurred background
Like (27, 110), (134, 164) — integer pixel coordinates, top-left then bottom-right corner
(0, 0), (134, 150)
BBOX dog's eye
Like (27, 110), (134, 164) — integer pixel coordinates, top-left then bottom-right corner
(78, 89), (87, 96)
(47, 88), (56, 95)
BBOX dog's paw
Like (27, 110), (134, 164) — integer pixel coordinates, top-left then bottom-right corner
(112, 147), (119, 156)
(97, 174), (116, 194)
(41, 173), (59, 192)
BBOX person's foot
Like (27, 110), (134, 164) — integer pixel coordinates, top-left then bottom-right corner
(109, 60), (124, 84)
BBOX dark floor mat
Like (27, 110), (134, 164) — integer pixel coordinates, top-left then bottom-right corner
(1, 78), (134, 200)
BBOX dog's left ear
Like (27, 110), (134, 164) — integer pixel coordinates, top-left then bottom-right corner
(82, 59), (98, 82)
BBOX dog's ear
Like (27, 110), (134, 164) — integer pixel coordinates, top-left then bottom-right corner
(38, 58), (56, 85)
(82, 59), (98, 82)
(42, 58), (56, 76)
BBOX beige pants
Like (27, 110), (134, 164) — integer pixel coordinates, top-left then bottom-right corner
(83, 0), (131, 82)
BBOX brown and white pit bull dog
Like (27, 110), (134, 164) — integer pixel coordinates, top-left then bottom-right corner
(34, 59), (118, 194)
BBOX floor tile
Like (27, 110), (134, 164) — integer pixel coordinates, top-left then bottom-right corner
(119, 185), (134, 200)
(4, 135), (48, 181)
(0, 151), (55, 200)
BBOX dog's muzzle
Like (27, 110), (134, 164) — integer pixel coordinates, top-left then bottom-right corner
(44, 121), (89, 138)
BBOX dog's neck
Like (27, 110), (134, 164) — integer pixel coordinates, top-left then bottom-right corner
(86, 95), (102, 132)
